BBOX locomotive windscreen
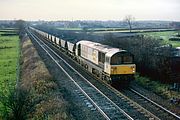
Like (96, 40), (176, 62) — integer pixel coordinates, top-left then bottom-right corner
(123, 56), (133, 64)
(110, 52), (133, 65)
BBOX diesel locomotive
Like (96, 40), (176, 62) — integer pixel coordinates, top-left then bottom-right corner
(29, 27), (136, 86)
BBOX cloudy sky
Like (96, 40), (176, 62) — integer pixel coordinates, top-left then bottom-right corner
(0, 0), (180, 21)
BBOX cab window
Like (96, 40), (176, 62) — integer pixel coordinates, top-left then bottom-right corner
(98, 52), (105, 63)
(110, 53), (133, 65)
(123, 56), (133, 64)
(111, 56), (122, 65)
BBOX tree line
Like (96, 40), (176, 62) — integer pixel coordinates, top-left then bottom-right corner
(102, 34), (180, 83)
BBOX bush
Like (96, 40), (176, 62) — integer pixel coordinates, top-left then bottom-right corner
(0, 87), (31, 120)
(169, 37), (180, 41)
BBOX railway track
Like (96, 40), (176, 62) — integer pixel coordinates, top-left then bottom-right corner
(27, 30), (160, 120)
(28, 30), (134, 120)
(27, 29), (180, 120)
(121, 88), (180, 120)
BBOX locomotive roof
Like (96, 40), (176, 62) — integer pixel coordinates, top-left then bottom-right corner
(77, 40), (126, 57)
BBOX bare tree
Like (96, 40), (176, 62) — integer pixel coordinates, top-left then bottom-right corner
(124, 15), (135, 32)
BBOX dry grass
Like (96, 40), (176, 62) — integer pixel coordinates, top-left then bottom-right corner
(20, 35), (71, 120)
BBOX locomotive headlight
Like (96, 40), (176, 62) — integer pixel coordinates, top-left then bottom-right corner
(131, 66), (135, 72)
(111, 67), (117, 72)
(111, 67), (117, 70)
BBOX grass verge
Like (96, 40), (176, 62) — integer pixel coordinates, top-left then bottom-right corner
(19, 35), (72, 119)
(0, 29), (19, 118)
(135, 74), (180, 100)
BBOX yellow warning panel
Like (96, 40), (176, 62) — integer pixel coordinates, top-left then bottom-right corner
(110, 65), (136, 75)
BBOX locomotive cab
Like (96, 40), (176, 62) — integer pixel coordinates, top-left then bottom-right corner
(104, 50), (136, 84)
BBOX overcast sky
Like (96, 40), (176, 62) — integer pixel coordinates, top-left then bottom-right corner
(0, 0), (180, 21)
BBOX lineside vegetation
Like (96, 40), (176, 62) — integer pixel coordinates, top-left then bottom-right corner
(0, 29), (19, 118)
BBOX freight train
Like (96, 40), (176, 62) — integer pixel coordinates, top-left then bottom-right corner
(28, 27), (136, 87)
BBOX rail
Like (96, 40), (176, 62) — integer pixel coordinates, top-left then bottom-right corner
(130, 88), (180, 120)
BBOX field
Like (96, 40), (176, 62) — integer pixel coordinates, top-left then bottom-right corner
(0, 29), (19, 117)
(57, 27), (82, 31)
(56, 27), (180, 46)
(142, 31), (180, 47)
(57, 27), (174, 32)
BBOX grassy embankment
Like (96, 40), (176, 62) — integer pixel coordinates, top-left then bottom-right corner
(19, 35), (72, 119)
(135, 74), (180, 115)
(0, 29), (19, 118)
(135, 75), (180, 99)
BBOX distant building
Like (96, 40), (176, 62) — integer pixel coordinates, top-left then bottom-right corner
(170, 22), (180, 29)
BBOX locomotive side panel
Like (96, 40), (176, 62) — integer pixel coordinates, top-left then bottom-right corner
(80, 44), (99, 65)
